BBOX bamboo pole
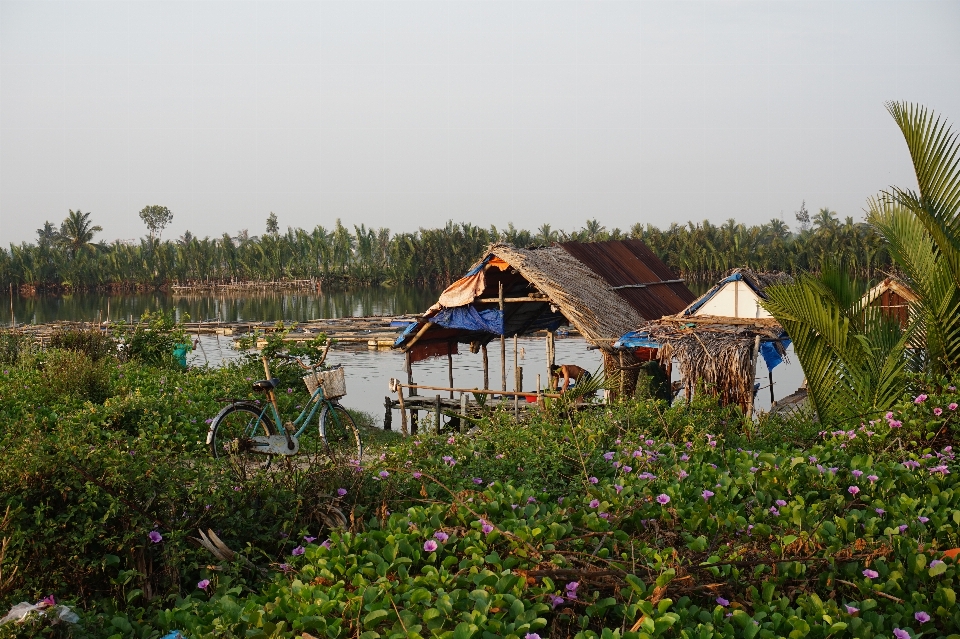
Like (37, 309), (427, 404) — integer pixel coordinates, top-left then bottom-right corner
(402, 321), (433, 351)
(513, 335), (519, 416)
(499, 282), (506, 391)
(482, 344), (489, 390)
(393, 382), (562, 399)
(768, 367), (775, 405)
(746, 335), (761, 419)
(447, 346), (454, 399)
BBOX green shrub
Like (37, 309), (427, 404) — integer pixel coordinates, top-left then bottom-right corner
(124, 311), (191, 368)
(39, 348), (112, 404)
(48, 327), (117, 362)
(0, 329), (35, 367)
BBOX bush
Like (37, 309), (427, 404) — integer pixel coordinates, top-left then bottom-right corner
(0, 330), (35, 367)
(124, 311), (191, 369)
(48, 327), (116, 362)
(39, 349), (112, 404)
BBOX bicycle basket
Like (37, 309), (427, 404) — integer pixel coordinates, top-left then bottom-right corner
(303, 367), (347, 399)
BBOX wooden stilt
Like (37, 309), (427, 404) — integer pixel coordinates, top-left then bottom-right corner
(768, 367), (775, 405)
(482, 344), (489, 390)
(383, 396), (393, 430)
(435, 395), (442, 432)
(406, 350), (418, 434)
(499, 282), (506, 392)
(447, 346), (454, 399)
(746, 335), (761, 419)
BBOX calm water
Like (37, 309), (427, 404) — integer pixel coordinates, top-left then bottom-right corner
(5, 287), (804, 425)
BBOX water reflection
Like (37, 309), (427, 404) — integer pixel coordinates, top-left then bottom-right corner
(6, 287), (442, 326)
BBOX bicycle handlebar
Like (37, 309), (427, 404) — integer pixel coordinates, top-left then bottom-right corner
(272, 339), (333, 370)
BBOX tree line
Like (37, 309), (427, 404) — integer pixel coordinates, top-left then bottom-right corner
(0, 204), (891, 292)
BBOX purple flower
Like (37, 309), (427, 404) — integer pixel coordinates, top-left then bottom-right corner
(379, 470), (389, 478)
(656, 494), (670, 505)
(769, 507), (780, 515)
(614, 484), (624, 494)
(931, 559), (944, 567)
(433, 531), (449, 543)
(915, 611), (930, 624)
(918, 516), (930, 523)
(899, 524), (909, 533)
(875, 508), (886, 516)
(423, 540), (438, 552)
(603, 452), (615, 461)
(716, 596), (729, 606)
(702, 490), (715, 501)
(680, 454), (690, 461)
(148, 531), (162, 544)
(549, 594), (564, 608)
(623, 466), (632, 473)
(845, 605), (859, 615)
(527, 496), (536, 504)
(862, 569), (878, 579)
(848, 486), (860, 495)
(934, 407), (944, 416)
(852, 469), (863, 478)
(775, 499), (787, 507)
(481, 523), (494, 534)
(320, 539), (332, 549)
(565, 581), (579, 600)
(589, 476), (598, 484)
(893, 630), (910, 639)
(197, 579), (210, 590)
(473, 478), (483, 485)
(286, 388), (293, 394)
(678, 469), (689, 479)
(589, 499), (600, 508)
(949, 402), (958, 411)
(525, 634), (541, 639)
(278, 563), (291, 572)
(915, 394), (928, 403)
(291, 545), (305, 556)
(750, 467), (758, 473)
(867, 474), (879, 483)
(303, 536), (316, 543)
(337, 488), (347, 496)
(412, 472), (422, 479)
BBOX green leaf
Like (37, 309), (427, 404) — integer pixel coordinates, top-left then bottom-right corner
(363, 609), (389, 628)
(930, 561), (948, 577)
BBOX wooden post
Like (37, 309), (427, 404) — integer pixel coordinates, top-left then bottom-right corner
(619, 352), (626, 400)
(482, 344), (489, 390)
(499, 282), (506, 392)
(537, 374), (543, 407)
(746, 335), (761, 419)
(447, 346), (454, 399)
(397, 387), (408, 435)
(9, 283), (13, 328)
(460, 393), (467, 417)
(768, 366), (775, 405)
(435, 394), (442, 433)
(383, 396), (393, 431)
(406, 350), (418, 433)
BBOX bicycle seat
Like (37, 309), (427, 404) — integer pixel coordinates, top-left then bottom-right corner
(252, 378), (280, 392)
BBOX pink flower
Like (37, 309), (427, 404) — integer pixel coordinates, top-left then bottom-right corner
(481, 523), (494, 534)
(656, 494), (670, 505)
(589, 499), (600, 508)
(868, 474), (879, 483)
(614, 484), (624, 494)
(702, 490), (714, 500)
(934, 407), (944, 416)
(447, 436), (456, 444)
(949, 403), (958, 411)
(915, 394), (928, 404)
(862, 569), (878, 579)
(845, 605), (859, 615)
(412, 472), (422, 479)
(148, 531), (162, 544)
(915, 611), (930, 624)
(775, 499), (787, 506)
(893, 630), (910, 639)
(337, 488), (347, 496)
(320, 539), (332, 549)
(291, 545), (305, 556)
(378, 470), (389, 478)
(303, 536), (316, 543)
(433, 531), (449, 543)
(852, 469), (863, 478)
(589, 476), (598, 484)
(716, 596), (729, 606)
(848, 486), (860, 495)
(423, 540), (438, 552)
(197, 579), (210, 590)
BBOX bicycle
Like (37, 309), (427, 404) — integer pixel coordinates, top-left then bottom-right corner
(206, 344), (362, 471)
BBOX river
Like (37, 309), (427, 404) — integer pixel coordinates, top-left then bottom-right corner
(5, 287), (803, 425)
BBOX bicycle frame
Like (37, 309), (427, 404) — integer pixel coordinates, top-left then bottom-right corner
(255, 355), (337, 442)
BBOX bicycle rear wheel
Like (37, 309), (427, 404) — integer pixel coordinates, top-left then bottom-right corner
(208, 402), (277, 473)
(320, 403), (363, 462)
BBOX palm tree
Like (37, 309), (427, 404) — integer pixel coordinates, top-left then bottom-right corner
(868, 102), (960, 374)
(58, 210), (102, 257)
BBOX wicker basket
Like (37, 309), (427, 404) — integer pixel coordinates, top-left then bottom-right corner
(303, 367), (347, 399)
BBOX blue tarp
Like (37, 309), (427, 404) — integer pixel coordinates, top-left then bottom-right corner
(394, 321), (422, 347)
(429, 306), (504, 335)
(464, 254), (493, 277)
(613, 331), (661, 350)
(760, 338), (791, 371)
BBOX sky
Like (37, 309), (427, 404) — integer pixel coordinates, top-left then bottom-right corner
(1, 0), (959, 246)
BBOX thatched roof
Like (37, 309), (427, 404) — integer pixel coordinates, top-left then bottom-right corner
(615, 315), (789, 410)
(394, 240), (694, 352)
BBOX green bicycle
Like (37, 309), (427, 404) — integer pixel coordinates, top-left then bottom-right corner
(206, 348), (362, 471)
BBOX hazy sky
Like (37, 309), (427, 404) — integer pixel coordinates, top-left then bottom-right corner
(1, 0), (958, 246)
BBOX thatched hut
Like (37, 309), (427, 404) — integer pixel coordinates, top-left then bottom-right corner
(615, 268), (792, 415)
(393, 240), (695, 396)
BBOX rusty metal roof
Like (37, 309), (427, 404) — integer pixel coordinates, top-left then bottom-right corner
(559, 239), (696, 320)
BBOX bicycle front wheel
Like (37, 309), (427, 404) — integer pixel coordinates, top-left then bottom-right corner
(320, 403), (363, 462)
(208, 402), (277, 473)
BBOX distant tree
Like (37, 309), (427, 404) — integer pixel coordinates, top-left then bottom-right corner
(178, 230), (194, 246)
(58, 210), (102, 257)
(36, 221), (59, 249)
(794, 200), (811, 233)
(138, 205), (174, 241)
(266, 213), (279, 235)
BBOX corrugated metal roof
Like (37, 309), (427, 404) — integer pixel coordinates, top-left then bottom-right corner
(559, 239), (696, 320)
